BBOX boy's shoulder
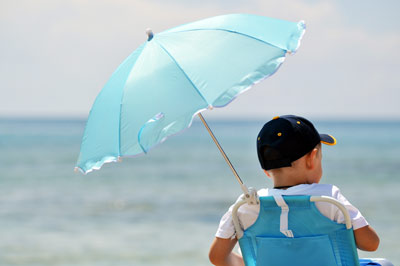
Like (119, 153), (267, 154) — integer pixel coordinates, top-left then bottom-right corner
(257, 183), (341, 197)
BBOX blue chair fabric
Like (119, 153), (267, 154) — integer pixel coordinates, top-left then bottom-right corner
(238, 195), (360, 266)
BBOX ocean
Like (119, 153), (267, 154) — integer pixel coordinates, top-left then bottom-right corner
(0, 118), (399, 266)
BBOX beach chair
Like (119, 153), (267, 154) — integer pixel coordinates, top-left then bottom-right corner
(232, 195), (393, 266)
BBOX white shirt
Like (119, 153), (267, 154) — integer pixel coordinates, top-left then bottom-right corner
(216, 183), (369, 239)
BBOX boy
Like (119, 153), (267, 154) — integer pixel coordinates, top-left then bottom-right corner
(209, 115), (379, 266)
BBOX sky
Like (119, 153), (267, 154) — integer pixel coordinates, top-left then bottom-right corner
(1, 0), (399, 120)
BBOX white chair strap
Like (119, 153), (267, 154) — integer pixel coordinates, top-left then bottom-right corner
(273, 195), (294, 238)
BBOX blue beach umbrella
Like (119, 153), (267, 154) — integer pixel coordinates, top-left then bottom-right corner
(76, 14), (305, 192)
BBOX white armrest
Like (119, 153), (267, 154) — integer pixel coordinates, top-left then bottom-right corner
(310, 196), (352, 229)
(232, 199), (247, 239)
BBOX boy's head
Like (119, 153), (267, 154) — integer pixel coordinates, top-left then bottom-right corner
(257, 115), (336, 171)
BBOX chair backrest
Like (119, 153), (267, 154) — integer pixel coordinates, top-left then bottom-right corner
(232, 195), (360, 266)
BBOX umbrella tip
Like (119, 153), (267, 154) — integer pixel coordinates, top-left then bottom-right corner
(146, 28), (154, 41)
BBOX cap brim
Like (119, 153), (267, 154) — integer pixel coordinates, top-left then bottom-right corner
(320, 134), (337, 145)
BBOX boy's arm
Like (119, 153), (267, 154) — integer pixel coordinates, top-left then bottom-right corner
(209, 237), (244, 266)
(354, 225), (380, 251)
(333, 186), (380, 251)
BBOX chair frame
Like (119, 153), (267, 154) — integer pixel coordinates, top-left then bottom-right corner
(232, 195), (394, 266)
(232, 195), (352, 239)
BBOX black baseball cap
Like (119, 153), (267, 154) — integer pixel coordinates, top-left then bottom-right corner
(257, 115), (336, 170)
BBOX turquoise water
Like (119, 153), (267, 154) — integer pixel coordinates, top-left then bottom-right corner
(0, 118), (399, 265)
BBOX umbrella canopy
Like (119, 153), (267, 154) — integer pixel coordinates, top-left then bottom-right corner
(76, 14), (305, 174)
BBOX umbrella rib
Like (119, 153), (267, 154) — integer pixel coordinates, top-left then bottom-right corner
(162, 28), (294, 53)
(154, 41), (211, 108)
(155, 39), (251, 194)
(116, 44), (147, 160)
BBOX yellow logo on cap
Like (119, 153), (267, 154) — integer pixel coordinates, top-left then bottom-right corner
(277, 132), (282, 137)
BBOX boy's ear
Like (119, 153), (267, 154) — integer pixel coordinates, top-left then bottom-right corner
(305, 148), (318, 169)
(263, 169), (271, 178)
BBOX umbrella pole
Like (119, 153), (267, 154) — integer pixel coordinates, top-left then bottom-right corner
(197, 113), (250, 196)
